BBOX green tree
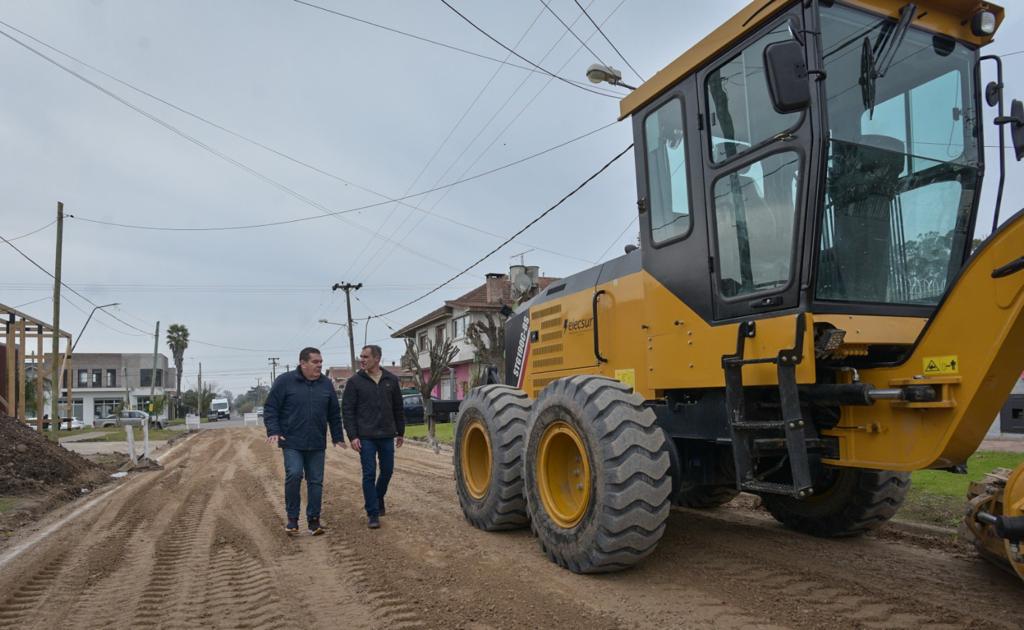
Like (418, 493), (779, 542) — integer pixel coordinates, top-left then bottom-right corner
(165, 324), (189, 418)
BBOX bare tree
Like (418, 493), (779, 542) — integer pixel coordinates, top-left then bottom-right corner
(467, 312), (507, 386)
(401, 337), (458, 454)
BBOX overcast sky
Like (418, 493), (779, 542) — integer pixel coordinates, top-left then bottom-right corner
(2, 0), (1023, 396)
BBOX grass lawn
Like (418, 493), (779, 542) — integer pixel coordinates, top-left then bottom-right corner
(405, 422), (454, 444)
(899, 451), (1024, 528)
(45, 425), (181, 443)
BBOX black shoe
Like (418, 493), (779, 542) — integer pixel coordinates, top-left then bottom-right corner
(309, 517), (325, 536)
(285, 517), (299, 535)
(379, 499), (386, 517)
(368, 515), (380, 529)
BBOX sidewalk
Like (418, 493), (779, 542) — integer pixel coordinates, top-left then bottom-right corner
(979, 438), (1024, 453)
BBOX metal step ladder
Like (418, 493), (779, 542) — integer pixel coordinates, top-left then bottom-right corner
(721, 315), (814, 498)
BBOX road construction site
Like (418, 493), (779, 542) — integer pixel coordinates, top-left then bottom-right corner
(0, 427), (1019, 630)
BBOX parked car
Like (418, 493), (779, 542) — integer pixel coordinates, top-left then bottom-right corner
(254, 406), (264, 417)
(402, 394), (452, 425)
(25, 417), (81, 430)
(99, 410), (166, 430)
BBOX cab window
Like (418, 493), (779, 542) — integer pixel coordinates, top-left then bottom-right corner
(644, 98), (692, 244)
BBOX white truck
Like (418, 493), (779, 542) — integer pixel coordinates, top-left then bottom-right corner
(209, 397), (230, 420)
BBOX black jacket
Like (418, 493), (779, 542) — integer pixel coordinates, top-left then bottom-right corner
(264, 369), (343, 450)
(342, 369), (405, 440)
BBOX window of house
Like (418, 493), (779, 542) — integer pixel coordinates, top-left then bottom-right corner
(451, 316), (468, 340)
(105, 369), (117, 388)
(155, 369), (163, 387)
(440, 376), (455, 399)
(644, 97), (692, 243)
(435, 324), (445, 346)
(91, 369), (102, 388)
(58, 397), (83, 420)
(140, 369), (152, 387)
(417, 331), (428, 352)
(94, 398), (121, 419)
(77, 369), (89, 387)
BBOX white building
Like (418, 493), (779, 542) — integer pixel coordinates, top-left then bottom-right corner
(45, 352), (177, 426)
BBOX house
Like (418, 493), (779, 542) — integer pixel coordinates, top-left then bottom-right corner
(327, 363), (416, 394)
(391, 271), (558, 400)
(41, 352), (177, 426)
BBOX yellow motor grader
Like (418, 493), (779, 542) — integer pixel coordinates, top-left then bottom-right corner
(453, 0), (1024, 574)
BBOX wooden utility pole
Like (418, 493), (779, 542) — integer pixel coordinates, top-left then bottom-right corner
(197, 361), (202, 416)
(144, 321), (159, 459)
(331, 282), (362, 372)
(50, 202), (63, 424)
(268, 357), (279, 381)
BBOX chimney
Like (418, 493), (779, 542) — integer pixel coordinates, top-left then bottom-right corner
(485, 273), (507, 304)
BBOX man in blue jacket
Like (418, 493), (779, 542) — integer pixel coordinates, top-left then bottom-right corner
(264, 347), (345, 535)
(342, 344), (404, 529)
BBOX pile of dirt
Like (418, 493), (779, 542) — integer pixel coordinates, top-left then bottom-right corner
(0, 414), (104, 495)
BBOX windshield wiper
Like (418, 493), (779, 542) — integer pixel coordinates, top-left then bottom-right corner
(859, 3), (918, 116)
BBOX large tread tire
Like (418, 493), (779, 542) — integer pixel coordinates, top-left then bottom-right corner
(675, 483), (740, 509)
(524, 375), (671, 573)
(762, 468), (911, 537)
(454, 385), (531, 531)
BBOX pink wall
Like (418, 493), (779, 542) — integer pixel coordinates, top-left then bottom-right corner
(423, 362), (473, 400)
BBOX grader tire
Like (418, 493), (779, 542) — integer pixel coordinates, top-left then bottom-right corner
(454, 385), (531, 531)
(675, 483), (740, 509)
(524, 375), (671, 573)
(762, 468), (910, 537)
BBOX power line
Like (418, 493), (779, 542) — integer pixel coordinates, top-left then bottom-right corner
(340, 4), (549, 280)
(358, 0), (621, 281)
(13, 296), (51, 309)
(0, 228), (152, 336)
(7, 220), (56, 242)
(595, 215), (638, 261)
(572, 0), (644, 81)
(292, 0), (622, 97)
(66, 121), (617, 236)
(369, 143), (633, 319)
(0, 19), (601, 265)
(539, 0), (609, 68)
(439, 0), (624, 99)
(0, 26), (459, 273)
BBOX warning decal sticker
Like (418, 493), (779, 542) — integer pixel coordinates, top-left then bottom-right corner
(923, 355), (959, 375)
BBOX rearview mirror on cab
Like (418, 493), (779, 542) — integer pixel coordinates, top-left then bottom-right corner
(764, 40), (810, 114)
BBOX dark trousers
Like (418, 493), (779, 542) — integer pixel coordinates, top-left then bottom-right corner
(359, 438), (395, 517)
(283, 448), (325, 520)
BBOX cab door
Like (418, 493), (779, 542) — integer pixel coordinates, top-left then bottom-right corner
(695, 7), (813, 322)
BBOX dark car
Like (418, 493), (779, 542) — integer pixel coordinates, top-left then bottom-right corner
(402, 394), (452, 425)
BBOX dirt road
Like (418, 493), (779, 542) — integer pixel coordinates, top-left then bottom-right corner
(1, 428), (1019, 629)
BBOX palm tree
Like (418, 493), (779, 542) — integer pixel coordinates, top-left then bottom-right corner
(166, 323), (190, 418)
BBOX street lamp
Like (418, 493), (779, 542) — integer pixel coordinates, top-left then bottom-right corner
(55, 302), (119, 429)
(318, 318), (356, 371)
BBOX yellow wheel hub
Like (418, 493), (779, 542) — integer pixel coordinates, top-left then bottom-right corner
(537, 421), (591, 528)
(460, 419), (491, 500)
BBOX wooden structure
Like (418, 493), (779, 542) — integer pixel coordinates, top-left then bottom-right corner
(0, 302), (72, 429)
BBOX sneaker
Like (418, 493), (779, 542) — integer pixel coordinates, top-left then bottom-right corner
(285, 517), (299, 535)
(368, 515), (380, 529)
(308, 517), (325, 536)
(378, 499), (386, 517)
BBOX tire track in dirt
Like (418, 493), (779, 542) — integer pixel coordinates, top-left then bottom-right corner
(0, 553), (68, 627)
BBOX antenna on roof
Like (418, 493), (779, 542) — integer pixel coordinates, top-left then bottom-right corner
(509, 249), (534, 266)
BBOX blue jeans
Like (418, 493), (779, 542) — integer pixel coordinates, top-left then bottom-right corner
(359, 438), (395, 517)
(283, 448), (325, 520)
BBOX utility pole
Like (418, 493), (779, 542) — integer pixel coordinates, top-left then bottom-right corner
(50, 202), (64, 424)
(197, 361), (202, 417)
(144, 321), (159, 460)
(268, 356), (279, 381)
(255, 377), (263, 406)
(331, 282), (362, 372)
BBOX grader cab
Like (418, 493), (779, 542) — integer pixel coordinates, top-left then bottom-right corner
(454, 0), (1024, 574)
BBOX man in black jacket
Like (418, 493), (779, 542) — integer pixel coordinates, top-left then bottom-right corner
(342, 344), (404, 529)
(264, 347), (345, 535)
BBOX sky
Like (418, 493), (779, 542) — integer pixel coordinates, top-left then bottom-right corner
(1, 0), (1023, 396)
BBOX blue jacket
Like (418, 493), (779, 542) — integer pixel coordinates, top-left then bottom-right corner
(264, 369), (343, 450)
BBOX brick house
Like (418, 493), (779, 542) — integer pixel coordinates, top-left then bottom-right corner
(391, 272), (557, 400)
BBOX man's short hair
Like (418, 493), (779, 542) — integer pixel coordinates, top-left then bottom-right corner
(363, 344), (382, 359)
(299, 347), (321, 362)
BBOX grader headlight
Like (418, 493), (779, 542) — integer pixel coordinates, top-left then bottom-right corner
(971, 10), (997, 36)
